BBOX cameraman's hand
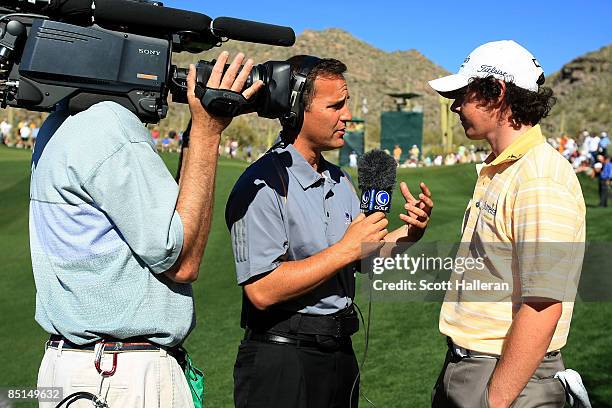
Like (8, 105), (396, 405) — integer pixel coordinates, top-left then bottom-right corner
(336, 212), (388, 263)
(187, 51), (264, 136)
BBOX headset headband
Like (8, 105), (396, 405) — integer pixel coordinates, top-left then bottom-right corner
(280, 55), (321, 134)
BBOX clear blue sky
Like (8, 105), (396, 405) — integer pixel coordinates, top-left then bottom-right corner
(165, 0), (610, 74)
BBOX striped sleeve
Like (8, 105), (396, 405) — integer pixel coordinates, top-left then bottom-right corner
(226, 180), (289, 285)
(512, 178), (584, 300)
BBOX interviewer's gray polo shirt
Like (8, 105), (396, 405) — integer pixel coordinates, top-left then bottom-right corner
(225, 143), (361, 315)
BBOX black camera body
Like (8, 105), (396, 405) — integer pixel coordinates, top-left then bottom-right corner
(0, 0), (296, 123)
(9, 19), (171, 122)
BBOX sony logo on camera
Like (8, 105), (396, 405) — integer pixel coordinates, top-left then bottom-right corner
(360, 189), (392, 213)
(138, 48), (161, 56)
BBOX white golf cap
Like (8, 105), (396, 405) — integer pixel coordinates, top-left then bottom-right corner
(429, 40), (545, 93)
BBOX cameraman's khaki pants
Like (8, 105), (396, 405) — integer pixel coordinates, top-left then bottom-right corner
(431, 350), (566, 408)
(37, 342), (194, 408)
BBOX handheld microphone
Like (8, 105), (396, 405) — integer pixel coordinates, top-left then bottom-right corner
(357, 150), (397, 215)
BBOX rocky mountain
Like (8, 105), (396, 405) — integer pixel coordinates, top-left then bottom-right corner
(168, 28), (453, 150)
(541, 45), (611, 137)
(3, 28), (609, 152)
(170, 33), (611, 150)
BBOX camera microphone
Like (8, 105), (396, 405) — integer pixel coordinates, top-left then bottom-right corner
(93, 1), (295, 47)
(211, 17), (295, 47)
(94, 0), (212, 35)
(0, 0), (296, 122)
(12, 0), (296, 47)
(357, 150), (397, 216)
(4, 1), (213, 34)
(4, 0), (94, 23)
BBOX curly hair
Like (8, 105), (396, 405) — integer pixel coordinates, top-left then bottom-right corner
(467, 75), (556, 126)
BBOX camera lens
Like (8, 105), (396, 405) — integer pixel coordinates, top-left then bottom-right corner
(170, 60), (292, 118)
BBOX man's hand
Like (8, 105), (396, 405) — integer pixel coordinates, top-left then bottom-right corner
(244, 211), (388, 309)
(399, 181), (433, 241)
(486, 299), (562, 408)
(337, 212), (388, 263)
(166, 51), (262, 284)
(186, 51), (263, 138)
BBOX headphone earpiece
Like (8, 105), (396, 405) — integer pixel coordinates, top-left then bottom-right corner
(281, 56), (321, 133)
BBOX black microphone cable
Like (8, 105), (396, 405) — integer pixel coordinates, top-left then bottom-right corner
(350, 273), (377, 408)
(349, 149), (398, 408)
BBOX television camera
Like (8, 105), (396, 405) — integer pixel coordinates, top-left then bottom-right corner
(0, 0), (297, 122)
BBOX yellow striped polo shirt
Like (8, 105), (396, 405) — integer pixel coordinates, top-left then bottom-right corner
(440, 124), (586, 355)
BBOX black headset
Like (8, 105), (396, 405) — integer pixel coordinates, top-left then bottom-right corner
(279, 55), (322, 137)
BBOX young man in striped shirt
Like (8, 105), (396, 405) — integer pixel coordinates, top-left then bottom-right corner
(428, 41), (586, 408)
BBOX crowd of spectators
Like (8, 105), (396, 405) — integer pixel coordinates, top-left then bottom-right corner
(382, 144), (491, 169)
(1, 118), (40, 149)
(149, 128), (184, 153)
(557, 130), (611, 207)
(217, 139), (260, 162)
(149, 129), (258, 162)
(423, 144), (491, 168)
(3, 116), (609, 207)
(549, 130), (609, 172)
(1, 116), (263, 163)
(378, 129), (611, 207)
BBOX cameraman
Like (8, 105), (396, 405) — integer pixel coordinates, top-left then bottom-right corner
(31, 51), (262, 407)
(225, 56), (433, 408)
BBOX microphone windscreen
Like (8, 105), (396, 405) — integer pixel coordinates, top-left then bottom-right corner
(212, 17), (295, 47)
(94, 0), (212, 34)
(46, 0), (93, 23)
(357, 150), (397, 191)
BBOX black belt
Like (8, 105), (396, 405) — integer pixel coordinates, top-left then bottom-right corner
(446, 337), (560, 359)
(246, 306), (360, 338)
(245, 331), (320, 348)
(244, 329), (352, 350)
(47, 335), (168, 353)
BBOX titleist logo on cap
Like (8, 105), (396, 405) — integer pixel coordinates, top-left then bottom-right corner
(429, 40), (544, 93)
(476, 65), (508, 76)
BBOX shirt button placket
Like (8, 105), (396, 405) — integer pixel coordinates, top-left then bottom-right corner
(322, 180), (330, 226)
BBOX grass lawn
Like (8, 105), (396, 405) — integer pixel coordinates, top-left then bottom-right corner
(1, 144), (610, 407)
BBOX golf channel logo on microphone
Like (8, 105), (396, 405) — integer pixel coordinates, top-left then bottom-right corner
(360, 189), (392, 213)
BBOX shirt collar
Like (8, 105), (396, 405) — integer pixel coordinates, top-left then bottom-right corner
(488, 124), (546, 166)
(277, 144), (338, 189)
